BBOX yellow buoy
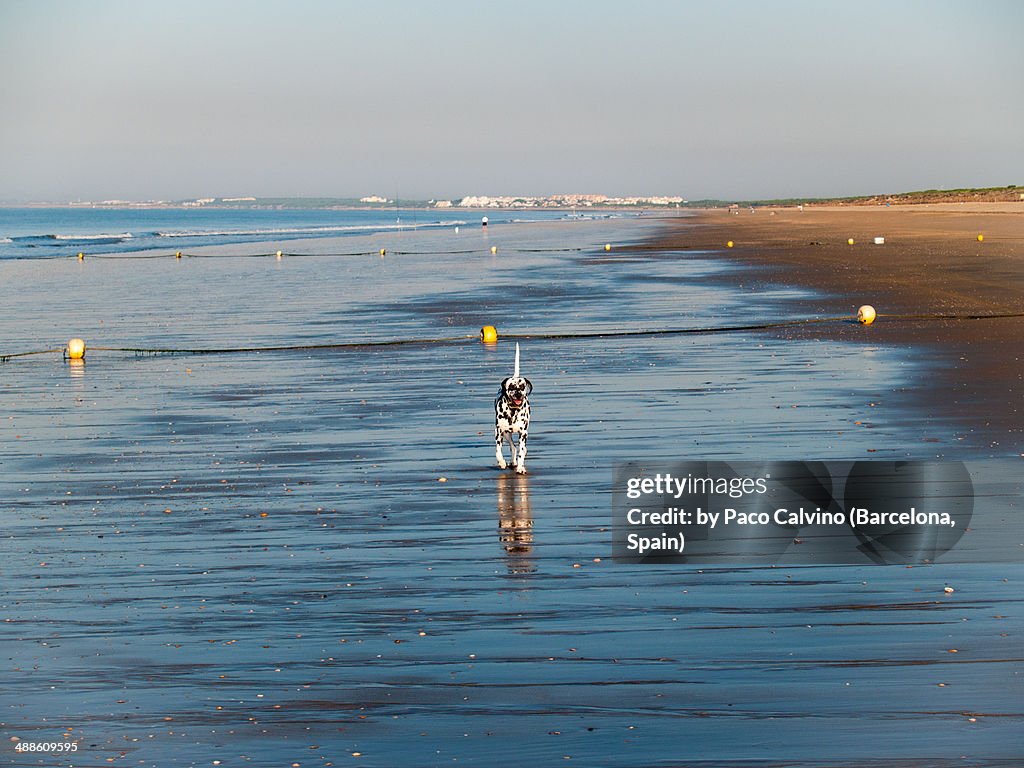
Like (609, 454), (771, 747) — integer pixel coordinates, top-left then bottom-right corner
(175, 251), (182, 259)
(490, 246), (497, 255)
(77, 252), (84, 261)
(604, 243), (612, 251)
(727, 241), (734, 248)
(480, 325), (498, 343)
(276, 250), (283, 260)
(857, 305), (876, 325)
(977, 234), (984, 242)
(847, 238), (855, 246)
(380, 248), (386, 256)
(67, 338), (86, 360)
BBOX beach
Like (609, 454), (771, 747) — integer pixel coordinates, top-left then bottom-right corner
(2, 210), (1022, 766)
(646, 203), (1024, 452)
(6, 0), (1024, 762)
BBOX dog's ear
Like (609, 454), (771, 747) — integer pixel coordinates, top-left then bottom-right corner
(500, 377), (511, 392)
(523, 378), (533, 395)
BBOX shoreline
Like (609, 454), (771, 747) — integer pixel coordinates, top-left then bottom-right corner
(640, 203), (1024, 454)
(4, 202), (1022, 765)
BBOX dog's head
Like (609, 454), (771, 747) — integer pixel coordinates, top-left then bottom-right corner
(501, 376), (533, 408)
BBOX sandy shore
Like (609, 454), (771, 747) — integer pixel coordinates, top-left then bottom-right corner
(644, 203), (1024, 452)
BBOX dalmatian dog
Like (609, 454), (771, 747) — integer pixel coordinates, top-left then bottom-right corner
(495, 343), (532, 474)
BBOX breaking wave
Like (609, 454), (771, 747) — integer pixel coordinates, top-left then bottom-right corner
(156, 221), (466, 238)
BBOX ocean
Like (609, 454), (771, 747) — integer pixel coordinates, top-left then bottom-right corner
(0, 205), (597, 261)
(2, 208), (1021, 766)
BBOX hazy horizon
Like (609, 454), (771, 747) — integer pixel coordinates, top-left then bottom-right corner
(2, 0), (1022, 203)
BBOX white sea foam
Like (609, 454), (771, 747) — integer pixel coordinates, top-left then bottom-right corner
(156, 221), (466, 238)
(51, 232), (133, 240)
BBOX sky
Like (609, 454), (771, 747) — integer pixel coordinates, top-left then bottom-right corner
(1, 0), (1022, 202)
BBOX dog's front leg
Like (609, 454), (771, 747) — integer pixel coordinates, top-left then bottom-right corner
(495, 428), (507, 468)
(514, 430), (527, 474)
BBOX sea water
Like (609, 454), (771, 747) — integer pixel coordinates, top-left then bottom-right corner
(0, 205), (591, 260)
(2, 210), (1021, 766)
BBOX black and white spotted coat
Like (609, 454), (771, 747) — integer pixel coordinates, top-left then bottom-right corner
(494, 344), (532, 473)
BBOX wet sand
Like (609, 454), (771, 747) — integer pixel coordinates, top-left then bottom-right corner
(644, 203), (1024, 453)
(2, 215), (1023, 766)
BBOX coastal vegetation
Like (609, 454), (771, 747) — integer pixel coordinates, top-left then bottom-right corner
(686, 184), (1022, 208)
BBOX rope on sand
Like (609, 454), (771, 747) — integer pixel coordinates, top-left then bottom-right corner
(4, 311), (1024, 363)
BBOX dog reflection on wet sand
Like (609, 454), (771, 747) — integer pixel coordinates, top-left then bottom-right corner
(496, 473), (534, 574)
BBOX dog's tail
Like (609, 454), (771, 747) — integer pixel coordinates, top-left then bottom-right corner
(514, 342), (520, 378)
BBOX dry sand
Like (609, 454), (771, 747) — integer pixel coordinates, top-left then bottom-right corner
(644, 203), (1024, 450)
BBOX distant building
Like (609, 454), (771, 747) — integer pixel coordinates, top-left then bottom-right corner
(449, 194), (686, 209)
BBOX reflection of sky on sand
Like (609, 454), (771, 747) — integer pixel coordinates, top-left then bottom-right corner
(2, 215), (1021, 766)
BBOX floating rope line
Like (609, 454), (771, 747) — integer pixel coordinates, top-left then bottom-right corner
(85, 252), (177, 260)
(881, 311), (1024, 321)
(4, 311), (1024, 364)
(513, 247), (585, 253)
(73, 245), (598, 260)
(176, 252), (283, 259)
(505, 316), (846, 341)
(388, 249), (484, 256)
(83, 250), (383, 260)
(0, 347), (64, 362)
(87, 334), (478, 356)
